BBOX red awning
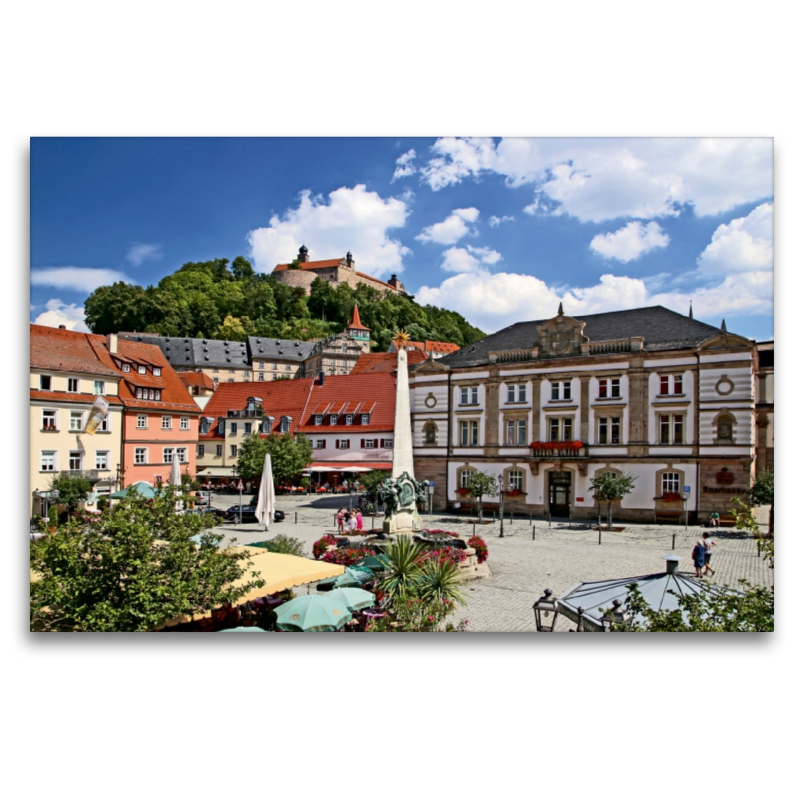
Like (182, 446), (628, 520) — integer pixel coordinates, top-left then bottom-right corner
(307, 462), (392, 472)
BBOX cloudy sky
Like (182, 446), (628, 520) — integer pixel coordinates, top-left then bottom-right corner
(30, 137), (773, 340)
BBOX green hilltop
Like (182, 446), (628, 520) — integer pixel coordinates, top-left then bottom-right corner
(83, 256), (485, 351)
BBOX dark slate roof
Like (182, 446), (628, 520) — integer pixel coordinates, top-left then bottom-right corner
(247, 336), (315, 363)
(120, 334), (249, 369)
(436, 306), (731, 369)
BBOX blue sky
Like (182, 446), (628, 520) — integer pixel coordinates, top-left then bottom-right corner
(30, 137), (773, 341)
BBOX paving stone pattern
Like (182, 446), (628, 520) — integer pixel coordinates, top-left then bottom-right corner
(210, 493), (773, 633)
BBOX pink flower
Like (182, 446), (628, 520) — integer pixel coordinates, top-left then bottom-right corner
(427, 615), (434, 622)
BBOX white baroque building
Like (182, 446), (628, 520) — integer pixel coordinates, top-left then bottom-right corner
(409, 305), (759, 524)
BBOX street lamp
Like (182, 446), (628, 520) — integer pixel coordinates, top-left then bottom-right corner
(600, 599), (632, 632)
(533, 588), (560, 632)
(498, 476), (505, 537)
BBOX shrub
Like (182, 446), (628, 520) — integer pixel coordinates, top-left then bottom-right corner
(468, 535), (489, 564)
(312, 534), (337, 560)
(262, 534), (306, 557)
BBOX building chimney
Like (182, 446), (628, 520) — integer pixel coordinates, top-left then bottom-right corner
(107, 333), (118, 354)
(663, 553), (682, 574)
(58, 324), (66, 329)
(318, 371), (325, 386)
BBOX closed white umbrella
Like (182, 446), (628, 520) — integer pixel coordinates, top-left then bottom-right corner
(170, 457), (183, 511)
(255, 452), (276, 530)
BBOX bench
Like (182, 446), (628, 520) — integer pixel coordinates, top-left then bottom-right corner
(718, 513), (737, 528)
(654, 510), (683, 525)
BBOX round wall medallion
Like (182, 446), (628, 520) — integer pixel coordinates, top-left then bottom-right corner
(424, 393), (437, 408)
(715, 375), (734, 396)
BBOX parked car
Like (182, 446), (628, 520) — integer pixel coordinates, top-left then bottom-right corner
(194, 490), (212, 506)
(223, 505), (258, 523)
(273, 509), (286, 522)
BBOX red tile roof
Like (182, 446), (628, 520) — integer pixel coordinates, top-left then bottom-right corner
(273, 258), (344, 272)
(178, 371), (215, 390)
(349, 350), (427, 375)
(30, 391), (123, 406)
(425, 340), (460, 354)
(30, 324), (119, 377)
(347, 304), (369, 331)
(199, 373), (396, 438)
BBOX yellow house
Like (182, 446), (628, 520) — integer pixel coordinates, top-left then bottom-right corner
(30, 325), (124, 518)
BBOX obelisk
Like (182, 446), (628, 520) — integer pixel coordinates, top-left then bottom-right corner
(392, 346), (415, 479)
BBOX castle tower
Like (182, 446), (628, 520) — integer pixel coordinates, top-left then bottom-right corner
(346, 304), (371, 354)
(298, 244), (309, 263)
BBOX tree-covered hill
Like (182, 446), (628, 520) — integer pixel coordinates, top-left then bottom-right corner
(83, 256), (485, 350)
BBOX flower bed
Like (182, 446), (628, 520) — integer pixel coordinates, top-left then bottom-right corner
(416, 547), (468, 566)
(312, 534), (337, 560)
(530, 440), (584, 451)
(467, 535), (489, 564)
(321, 548), (371, 566)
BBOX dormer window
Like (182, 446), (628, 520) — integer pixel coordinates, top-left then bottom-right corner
(279, 416), (291, 434)
(200, 418), (210, 435)
(261, 416), (274, 434)
(122, 363), (130, 373)
(360, 414), (370, 424)
(314, 415), (323, 425)
(138, 365), (146, 375)
(330, 414), (339, 425)
(154, 367), (161, 377)
(345, 414), (353, 425)
(218, 418), (225, 435)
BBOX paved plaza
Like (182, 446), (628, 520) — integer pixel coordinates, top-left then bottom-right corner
(209, 492), (773, 633)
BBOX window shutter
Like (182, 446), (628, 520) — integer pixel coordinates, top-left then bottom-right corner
(380, 438), (385, 447)
(361, 439), (365, 448)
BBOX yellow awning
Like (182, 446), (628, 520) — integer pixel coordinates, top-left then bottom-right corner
(160, 550), (345, 628)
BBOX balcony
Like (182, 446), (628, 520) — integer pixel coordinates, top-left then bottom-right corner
(529, 443), (588, 459)
(60, 469), (100, 482)
(227, 408), (263, 418)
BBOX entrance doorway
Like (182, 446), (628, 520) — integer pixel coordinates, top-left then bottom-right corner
(549, 470), (572, 517)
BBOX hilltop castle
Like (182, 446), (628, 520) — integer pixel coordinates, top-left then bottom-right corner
(271, 246), (406, 296)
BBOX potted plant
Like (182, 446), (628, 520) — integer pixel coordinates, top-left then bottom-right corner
(48, 506), (58, 534)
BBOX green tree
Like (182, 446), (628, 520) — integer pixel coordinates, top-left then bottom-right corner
(84, 282), (148, 334)
(361, 470), (389, 496)
(234, 432), (313, 485)
(589, 471), (637, 529)
(48, 473), (93, 518)
(30, 486), (264, 632)
(464, 471), (498, 522)
(749, 469), (774, 534)
(214, 314), (255, 341)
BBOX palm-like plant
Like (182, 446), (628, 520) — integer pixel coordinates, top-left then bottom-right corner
(375, 537), (424, 609)
(417, 558), (467, 608)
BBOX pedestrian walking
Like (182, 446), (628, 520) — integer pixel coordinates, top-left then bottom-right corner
(336, 507), (345, 535)
(702, 531), (717, 575)
(692, 540), (706, 578)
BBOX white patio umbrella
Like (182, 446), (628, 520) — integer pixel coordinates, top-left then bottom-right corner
(255, 452), (276, 531)
(170, 458), (183, 511)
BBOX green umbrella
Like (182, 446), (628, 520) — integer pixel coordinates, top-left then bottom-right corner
(327, 587), (376, 612)
(357, 554), (388, 573)
(109, 481), (157, 500)
(334, 567), (374, 588)
(275, 595), (352, 632)
(217, 626), (269, 633)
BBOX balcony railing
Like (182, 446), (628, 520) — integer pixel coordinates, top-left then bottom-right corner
(60, 469), (100, 481)
(227, 408), (263, 418)
(529, 444), (588, 459)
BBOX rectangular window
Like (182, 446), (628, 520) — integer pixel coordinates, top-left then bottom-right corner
(598, 417), (608, 444)
(548, 417), (573, 442)
(94, 380), (105, 395)
(470, 420), (479, 446)
(164, 447), (174, 463)
(662, 472), (680, 494)
(460, 421), (468, 447)
(230, 422), (238, 435)
(549, 417), (559, 440)
(507, 385), (516, 403)
(314, 440), (326, 449)
(95, 451), (109, 470)
(285, 365), (291, 371)
(460, 387), (468, 405)
(563, 417), (573, 440)
(137, 414), (147, 429)
(384, 438), (394, 448)
(259, 373), (265, 381)
(337, 439), (350, 450)
(99, 415), (109, 432)
(41, 451), (56, 471)
(659, 415), (671, 445)
(314, 415), (322, 425)
(122, 363), (130, 373)
(460, 469), (475, 488)
(69, 451), (82, 471)
(518, 384), (527, 403)
(215, 445), (223, 457)
(138, 365), (146, 375)
(161, 416), (172, 430)
(40, 375), (52, 390)
(674, 375), (683, 394)
(230, 444), (238, 457)
(658, 414), (685, 444)
(471, 387), (478, 404)
(598, 378), (608, 398)
(272, 363), (278, 370)
(153, 368), (161, 377)
(180, 417), (189, 430)
(660, 375), (670, 395)
(68, 378), (79, 392)
(508, 470), (524, 492)
(611, 378), (620, 398)
(673, 415), (684, 444)
(345, 414), (353, 425)
(198, 444), (205, 458)
(360, 414), (369, 424)
(244, 422), (252, 434)
(365, 439), (375, 449)
(330, 415), (339, 425)
(598, 416), (620, 445)
(506, 419), (515, 445)
(69, 411), (83, 431)
(517, 419), (527, 445)
(176, 447), (188, 464)
(259, 361), (264, 369)
(42, 410), (57, 430)
(243, 370), (250, 378)
(135, 448), (147, 465)
(551, 382), (559, 401)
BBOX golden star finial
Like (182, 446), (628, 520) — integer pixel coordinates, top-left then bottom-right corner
(391, 329), (410, 350)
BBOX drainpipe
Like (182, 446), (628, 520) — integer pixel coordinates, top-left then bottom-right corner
(694, 350), (700, 524)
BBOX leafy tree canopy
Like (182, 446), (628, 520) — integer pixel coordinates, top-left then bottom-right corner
(82, 256), (484, 351)
(234, 432), (313, 485)
(48, 473), (93, 511)
(30, 487), (264, 632)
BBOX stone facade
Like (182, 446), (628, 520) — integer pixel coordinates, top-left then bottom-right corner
(409, 306), (761, 524)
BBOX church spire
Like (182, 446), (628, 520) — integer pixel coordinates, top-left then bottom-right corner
(557, 302), (564, 316)
(720, 318), (727, 333)
(689, 300), (693, 319)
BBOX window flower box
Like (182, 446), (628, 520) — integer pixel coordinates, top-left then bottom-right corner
(661, 492), (682, 502)
(457, 486), (472, 497)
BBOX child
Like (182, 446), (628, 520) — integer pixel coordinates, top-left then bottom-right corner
(356, 510), (364, 532)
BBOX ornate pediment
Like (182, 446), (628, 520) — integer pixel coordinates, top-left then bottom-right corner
(536, 305), (588, 358)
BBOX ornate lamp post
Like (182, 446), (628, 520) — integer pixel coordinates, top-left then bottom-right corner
(533, 588), (560, 632)
(600, 599), (632, 632)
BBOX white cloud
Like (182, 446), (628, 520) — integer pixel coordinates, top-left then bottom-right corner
(126, 243), (162, 266)
(488, 214), (514, 227)
(417, 269), (772, 334)
(247, 185), (411, 279)
(590, 221), (670, 262)
(392, 149), (417, 181)
(696, 202), (773, 275)
(30, 267), (133, 293)
(440, 244), (501, 274)
(416, 207), (479, 245)
(33, 299), (89, 332)
(418, 137), (773, 222)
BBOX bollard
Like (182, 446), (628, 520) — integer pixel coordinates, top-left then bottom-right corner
(492, 511), (496, 523)
(672, 532), (676, 550)
(548, 512), (552, 528)
(473, 522), (476, 538)
(529, 512), (533, 525)
(598, 528), (602, 545)
(510, 511), (513, 526)
(295, 512), (298, 524)
(372, 515), (375, 530)
(532, 525), (536, 541)
(568, 520), (571, 529)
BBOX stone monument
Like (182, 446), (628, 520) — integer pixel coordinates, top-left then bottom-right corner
(380, 332), (426, 537)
